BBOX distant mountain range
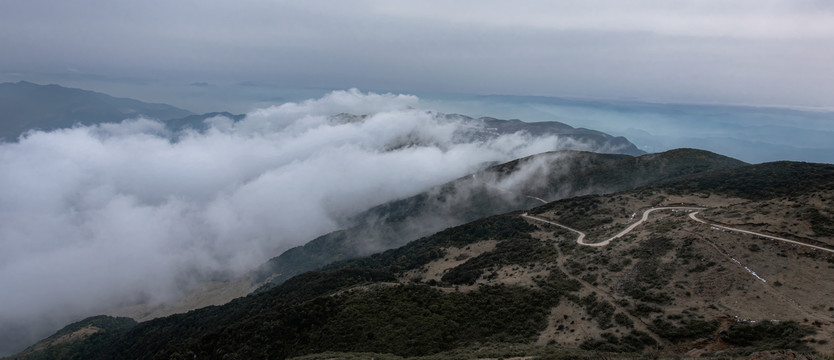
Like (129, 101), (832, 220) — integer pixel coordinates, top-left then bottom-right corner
(443, 114), (644, 156)
(460, 93), (834, 164)
(0, 82), (644, 159)
(0, 81), (192, 140)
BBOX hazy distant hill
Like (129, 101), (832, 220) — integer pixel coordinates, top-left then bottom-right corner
(0, 81), (193, 140)
(18, 160), (833, 359)
(163, 111), (246, 133)
(470, 94), (834, 164)
(444, 114), (645, 156)
(0, 83), (642, 159)
(329, 112), (646, 157)
(255, 148), (746, 289)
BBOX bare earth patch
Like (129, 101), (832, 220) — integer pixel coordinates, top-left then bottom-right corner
(400, 240), (498, 284)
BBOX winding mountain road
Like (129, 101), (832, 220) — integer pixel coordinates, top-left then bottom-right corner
(523, 207), (703, 247)
(523, 207), (834, 254)
(522, 213), (588, 244)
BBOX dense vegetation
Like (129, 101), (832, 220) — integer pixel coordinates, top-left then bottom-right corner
(547, 148), (747, 193)
(578, 330), (658, 353)
(719, 321), (817, 354)
(10, 316), (136, 360)
(647, 318), (718, 343)
(38, 283), (571, 359)
(308, 285), (557, 356)
(661, 161), (834, 200)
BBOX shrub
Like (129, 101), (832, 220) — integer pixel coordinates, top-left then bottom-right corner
(579, 293), (615, 329)
(720, 321), (816, 354)
(648, 318), (717, 343)
(614, 312), (634, 328)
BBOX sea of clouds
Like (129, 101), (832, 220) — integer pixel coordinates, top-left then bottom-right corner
(0, 89), (605, 354)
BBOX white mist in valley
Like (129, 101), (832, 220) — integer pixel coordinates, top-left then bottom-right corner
(0, 89), (608, 352)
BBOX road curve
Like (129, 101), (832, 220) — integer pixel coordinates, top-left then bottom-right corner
(522, 213), (588, 244)
(523, 208), (834, 254)
(605, 207), (705, 246)
(525, 195), (548, 204)
(523, 207), (703, 247)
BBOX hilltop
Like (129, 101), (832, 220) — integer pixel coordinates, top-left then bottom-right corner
(13, 159), (833, 359)
(442, 114), (645, 157)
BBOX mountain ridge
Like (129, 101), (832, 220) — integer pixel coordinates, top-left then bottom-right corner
(444, 114), (645, 156)
(255, 148), (746, 290)
(0, 82), (643, 159)
(0, 81), (193, 140)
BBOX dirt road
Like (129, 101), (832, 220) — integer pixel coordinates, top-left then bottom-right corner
(523, 207), (833, 254)
(689, 211), (834, 254)
(523, 207), (703, 247)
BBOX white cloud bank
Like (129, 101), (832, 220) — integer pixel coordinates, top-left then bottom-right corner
(0, 89), (602, 354)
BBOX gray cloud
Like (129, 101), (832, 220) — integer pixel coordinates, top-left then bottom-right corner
(375, 1), (834, 39)
(1, 1), (832, 111)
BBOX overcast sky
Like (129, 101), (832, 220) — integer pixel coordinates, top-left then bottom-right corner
(2, 0), (834, 112)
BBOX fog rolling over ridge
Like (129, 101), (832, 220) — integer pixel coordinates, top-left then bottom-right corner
(257, 147), (747, 289)
(0, 89), (635, 354)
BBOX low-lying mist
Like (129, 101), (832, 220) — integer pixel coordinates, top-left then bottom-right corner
(0, 89), (610, 354)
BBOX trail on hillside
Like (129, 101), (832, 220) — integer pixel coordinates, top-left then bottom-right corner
(522, 213), (588, 244)
(530, 230), (666, 347)
(523, 207), (833, 254)
(525, 195), (549, 204)
(522, 206), (703, 247)
(689, 212), (834, 254)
